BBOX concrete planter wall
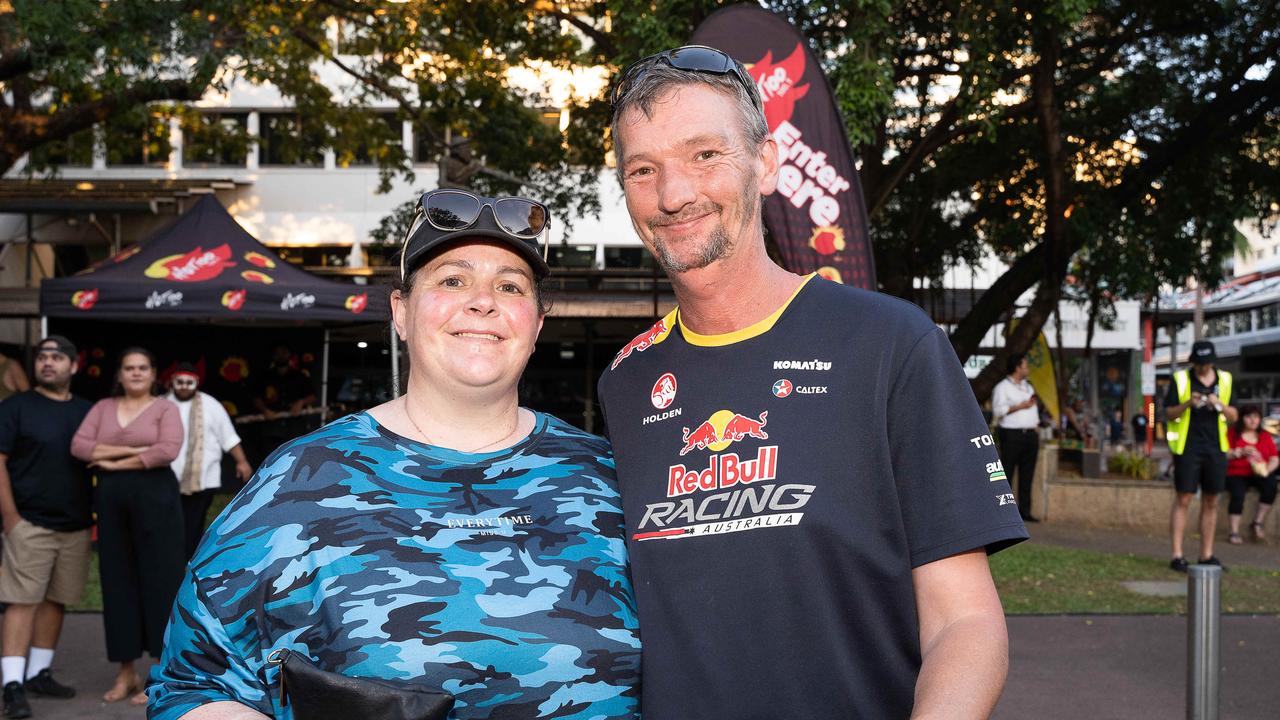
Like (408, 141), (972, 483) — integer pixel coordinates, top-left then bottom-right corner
(1031, 446), (1279, 534)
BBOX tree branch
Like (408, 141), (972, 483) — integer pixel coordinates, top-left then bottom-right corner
(548, 9), (613, 56)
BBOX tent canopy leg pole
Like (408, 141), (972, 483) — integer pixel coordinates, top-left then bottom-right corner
(39, 316), (47, 342)
(390, 326), (401, 399)
(320, 328), (330, 427)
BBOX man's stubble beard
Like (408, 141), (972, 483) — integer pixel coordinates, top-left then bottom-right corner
(648, 168), (760, 276)
(36, 376), (70, 394)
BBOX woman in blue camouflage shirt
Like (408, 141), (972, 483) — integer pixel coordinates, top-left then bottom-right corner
(147, 191), (641, 720)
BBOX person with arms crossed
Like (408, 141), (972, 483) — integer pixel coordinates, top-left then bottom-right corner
(72, 347), (184, 705)
(0, 337), (92, 719)
(165, 364), (253, 560)
(601, 45), (1028, 720)
(992, 353), (1040, 522)
(1164, 339), (1236, 572)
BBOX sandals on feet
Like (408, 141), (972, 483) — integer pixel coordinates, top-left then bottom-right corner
(102, 677), (140, 703)
(1228, 532), (1244, 545)
(1252, 521), (1267, 542)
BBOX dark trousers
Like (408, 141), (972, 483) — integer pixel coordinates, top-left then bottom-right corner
(999, 427), (1040, 518)
(180, 490), (217, 561)
(1226, 473), (1279, 515)
(95, 468), (186, 662)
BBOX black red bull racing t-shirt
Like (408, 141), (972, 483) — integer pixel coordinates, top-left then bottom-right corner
(598, 275), (1028, 720)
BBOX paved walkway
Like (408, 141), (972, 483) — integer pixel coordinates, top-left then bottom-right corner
(5, 520), (1277, 719)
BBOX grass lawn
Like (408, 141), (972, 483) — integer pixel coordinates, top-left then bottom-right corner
(991, 542), (1280, 615)
(71, 500), (1280, 616)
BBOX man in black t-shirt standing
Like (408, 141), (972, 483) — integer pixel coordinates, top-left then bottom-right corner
(1164, 339), (1236, 572)
(0, 336), (92, 718)
(604, 46), (1027, 719)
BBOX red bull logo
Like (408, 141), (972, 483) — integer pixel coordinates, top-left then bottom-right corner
(221, 289), (247, 311)
(611, 315), (674, 370)
(144, 244), (235, 282)
(71, 289), (98, 310)
(679, 409), (769, 456)
(241, 270), (274, 284)
(345, 293), (368, 314)
(243, 251), (277, 269)
(747, 42), (810, 132)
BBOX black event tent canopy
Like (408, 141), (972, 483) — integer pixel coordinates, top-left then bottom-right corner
(39, 195), (389, 323)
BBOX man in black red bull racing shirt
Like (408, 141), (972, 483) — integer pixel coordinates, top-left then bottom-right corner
(599, 46), (1029, 719)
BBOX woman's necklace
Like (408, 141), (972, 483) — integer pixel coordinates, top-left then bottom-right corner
(403, 403), (521, 454)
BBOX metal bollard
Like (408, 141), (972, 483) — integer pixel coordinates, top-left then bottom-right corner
(1187, 564), (1221, 720)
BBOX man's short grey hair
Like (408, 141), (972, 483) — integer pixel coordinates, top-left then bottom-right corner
(610, 62), (769, 177)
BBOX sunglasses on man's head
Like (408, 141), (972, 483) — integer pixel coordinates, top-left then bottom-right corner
(611, 45), (756, 106)
(399, 189), (550, 280)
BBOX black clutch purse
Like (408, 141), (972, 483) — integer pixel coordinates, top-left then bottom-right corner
(268, 648), (455, 720)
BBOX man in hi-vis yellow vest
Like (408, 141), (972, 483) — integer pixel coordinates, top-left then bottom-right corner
(1164, 340), (1237, 572)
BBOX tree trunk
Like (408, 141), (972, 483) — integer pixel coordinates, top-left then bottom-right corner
(966, 24), (1073, 403)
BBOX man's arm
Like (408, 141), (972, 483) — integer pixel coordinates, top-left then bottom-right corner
(910, 549), (1009, 720)
(990, 382), (1012, 424)
(5, 361), (28, 393)
(227, 444), (252, 481)
(0, 453), (20, 535)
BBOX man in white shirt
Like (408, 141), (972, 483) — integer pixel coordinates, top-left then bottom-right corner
(992, 353), (1040, 522)
(166, 364), (253, 559)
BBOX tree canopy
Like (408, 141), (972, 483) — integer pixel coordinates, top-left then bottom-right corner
(602, 0), (1280, 399)
(4, 1), (1279, 401)
(0, 0), (607, 219)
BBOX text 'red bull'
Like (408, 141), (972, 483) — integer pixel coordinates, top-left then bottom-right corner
(667, 445), (779, 498)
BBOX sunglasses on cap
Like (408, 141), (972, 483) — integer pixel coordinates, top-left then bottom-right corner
(399, 189), (551, 281)
(612, 45), (757, 106)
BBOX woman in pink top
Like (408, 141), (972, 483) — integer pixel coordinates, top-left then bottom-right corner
(71, 347), (183, 706)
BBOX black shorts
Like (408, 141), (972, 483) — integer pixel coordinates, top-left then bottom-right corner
(1173, 450), (1227, 495)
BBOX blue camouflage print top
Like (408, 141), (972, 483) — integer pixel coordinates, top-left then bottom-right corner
(147, 411), (641, 720)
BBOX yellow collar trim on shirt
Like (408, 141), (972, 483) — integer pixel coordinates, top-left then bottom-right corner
(678, 274), (816, 347)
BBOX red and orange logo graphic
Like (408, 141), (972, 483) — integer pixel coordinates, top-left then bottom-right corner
(221, 289), (247, 311)
(220, 357), (249, 383)
(816, 266), (843, 283)
(144, 244), (236, 282)
(809, 225), (845, 256)
(747, 42), (811, 132)
(345, 293), (368, 314)
(243, 251), (277, 270)
(71, 289), (98, 310)
(679, 409), (769, 457)
(240, 270), (274, 284)
(612, 316), (674, 370)
(651, 372), (677, 410)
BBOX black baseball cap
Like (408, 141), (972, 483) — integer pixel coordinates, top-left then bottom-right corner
(1191, 340), (1216, 364)
(400, 203), (551, 281)
(37, 335), (76, 360)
